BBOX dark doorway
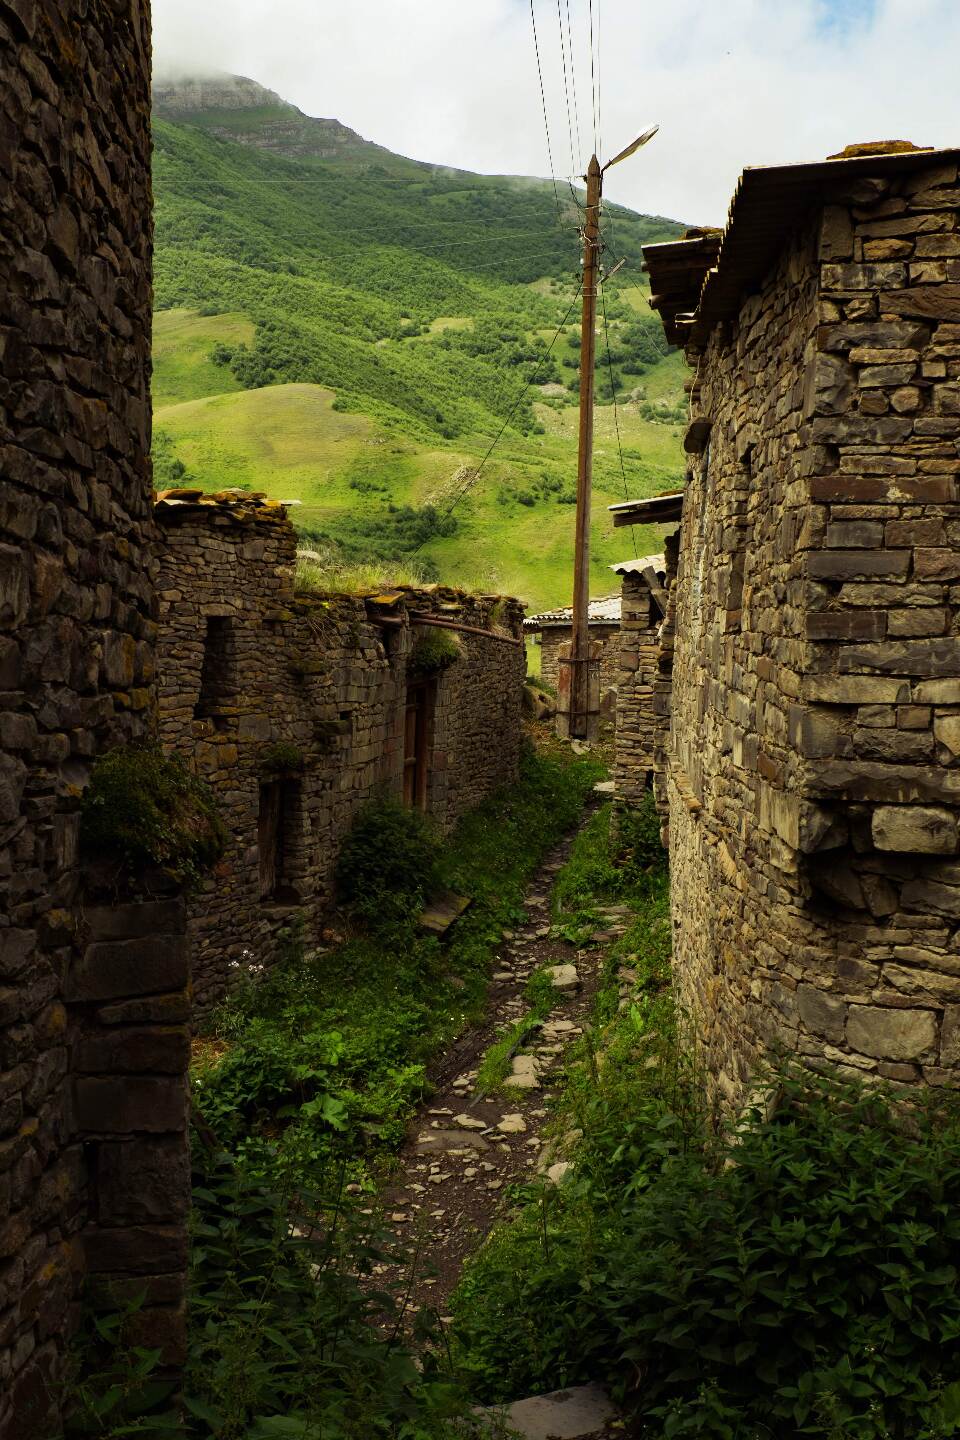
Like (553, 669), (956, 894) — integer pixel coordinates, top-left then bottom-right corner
(258, 779), (301, 903)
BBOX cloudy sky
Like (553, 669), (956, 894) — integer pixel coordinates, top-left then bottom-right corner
(153, 0), (960, 225)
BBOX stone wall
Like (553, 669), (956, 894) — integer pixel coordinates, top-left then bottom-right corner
(155, 494), (526, 1013)
(661, 154), (960, 1104)
(0, 6), (192, 1436)
(613, 570), (669, 806)
(538, 624), (620, 697)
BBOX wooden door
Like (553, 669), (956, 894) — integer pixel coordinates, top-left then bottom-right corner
(403, 683), (429, 809)
(258, 780), (282, 899)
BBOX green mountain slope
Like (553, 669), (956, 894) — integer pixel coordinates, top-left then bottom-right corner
(152, 76), (687, 608)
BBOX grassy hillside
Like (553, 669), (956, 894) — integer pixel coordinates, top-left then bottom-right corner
(152, 80), (688, 609)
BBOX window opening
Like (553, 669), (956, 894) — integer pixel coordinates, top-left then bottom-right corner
(195, 616), (237, 719)
(258, 779), (301, 903)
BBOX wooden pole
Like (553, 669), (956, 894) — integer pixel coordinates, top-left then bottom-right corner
(568, 154), (602, 739)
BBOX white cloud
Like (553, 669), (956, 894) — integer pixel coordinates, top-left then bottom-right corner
(152, 0), (960, 225)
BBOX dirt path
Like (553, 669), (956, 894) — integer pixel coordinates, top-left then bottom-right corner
(372, 798), (629, 1323)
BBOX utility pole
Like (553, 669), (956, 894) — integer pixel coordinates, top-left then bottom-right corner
(566, 153), (601, 740)
(558, 126), (659, 744)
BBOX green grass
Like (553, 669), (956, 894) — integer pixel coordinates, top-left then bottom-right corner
(152, 308), (254, 407)
(151, 92), (687, 610)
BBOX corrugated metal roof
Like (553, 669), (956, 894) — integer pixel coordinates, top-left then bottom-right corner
(610, 553), (665, 576)
(609, 491), (684, 526)
(523, 594), (621, 631)
(642, 144), (960, 350)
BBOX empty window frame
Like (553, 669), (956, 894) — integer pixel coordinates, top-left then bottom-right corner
(195, 616), (237, 718)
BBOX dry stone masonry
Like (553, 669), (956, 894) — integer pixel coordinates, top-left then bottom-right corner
(0, 6), (191, 1437)
(639, 141), (960, 1104)
(155, 491), (526, 1013)
(610, 555), (667, 806)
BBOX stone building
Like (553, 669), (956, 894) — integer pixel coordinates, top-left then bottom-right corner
(155, 491), (526, 1012)
(640, 141), (960, 1103)
(602, 549), (669, 805)
(524, 595), (622, 698)
(1, 7), (191, 1438)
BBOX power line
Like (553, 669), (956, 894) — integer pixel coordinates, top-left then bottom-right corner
(556, 0), (577, 178)
(600, 269), (638, 557)
(564, 0), (583, 172)
(587, 0), (599, 156)
(528, 0), (563, 224)
(413, 282), (584, 546)
(595, 0), (603, 164)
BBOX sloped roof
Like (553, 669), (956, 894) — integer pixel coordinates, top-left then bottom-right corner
(523, 594), (621, 631)
(609, 491), (684, 526)
(643, 143), (960, 350)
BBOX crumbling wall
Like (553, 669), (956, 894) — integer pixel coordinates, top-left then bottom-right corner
(0, 6), (189, 1436)
(155, 496), (525, 1012)
(667, 158), (960, 1104)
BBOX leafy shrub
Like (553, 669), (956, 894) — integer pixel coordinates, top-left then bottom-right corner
(184, 1142), (467, 1438)
(612, 790), (664, 872)
(81, 744), (226, 886)
(407, 629), (462, 678)
(454, 1067), (960, 1438)
(335, 799), (441, 925)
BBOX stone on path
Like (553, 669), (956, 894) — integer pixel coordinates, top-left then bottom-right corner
(503, 1054), (541, 1089)
(547, 963), (580, 990)
(452, 1113), (488, 1130)
(497, 1112), (527, 1134)
(478, 1383), (617, 1439)
(546, 1160), (573, 1185)
(416, 1128), (490, 1153)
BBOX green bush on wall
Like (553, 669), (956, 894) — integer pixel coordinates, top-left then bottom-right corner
(335, 799), (441, 927)
(407, 627), (461, 678)
(81, 744), (226, 887)
(259, 741), (305, 774)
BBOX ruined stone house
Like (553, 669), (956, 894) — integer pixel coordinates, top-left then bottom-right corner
(1, 7), (191, 1437)
(0, 7), (527, 1434)
(598, 545), (670, 806)
(637, 141), (960, 1104)
(523, 594), (622, 699)
(155, 490), (526, 1012)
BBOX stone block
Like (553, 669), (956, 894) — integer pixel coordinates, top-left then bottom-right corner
(74, 1026), (190, 1075)
(935, 716), (960, 755)
(941, 1006), (960, 1065)
(839, 638), (960, 678)
(97, 1137), (190, 1225)
(797, 985), (846, 1043)
(74, 1077), (187, 1136)
(807, 550), (909, 581)
(846, 1005), (937, 1061)
(901, 877), (960, 918)
(873, 805), (958, 854)
(83, 1225), (188, 1277)
(65, 936), (188, 1002)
